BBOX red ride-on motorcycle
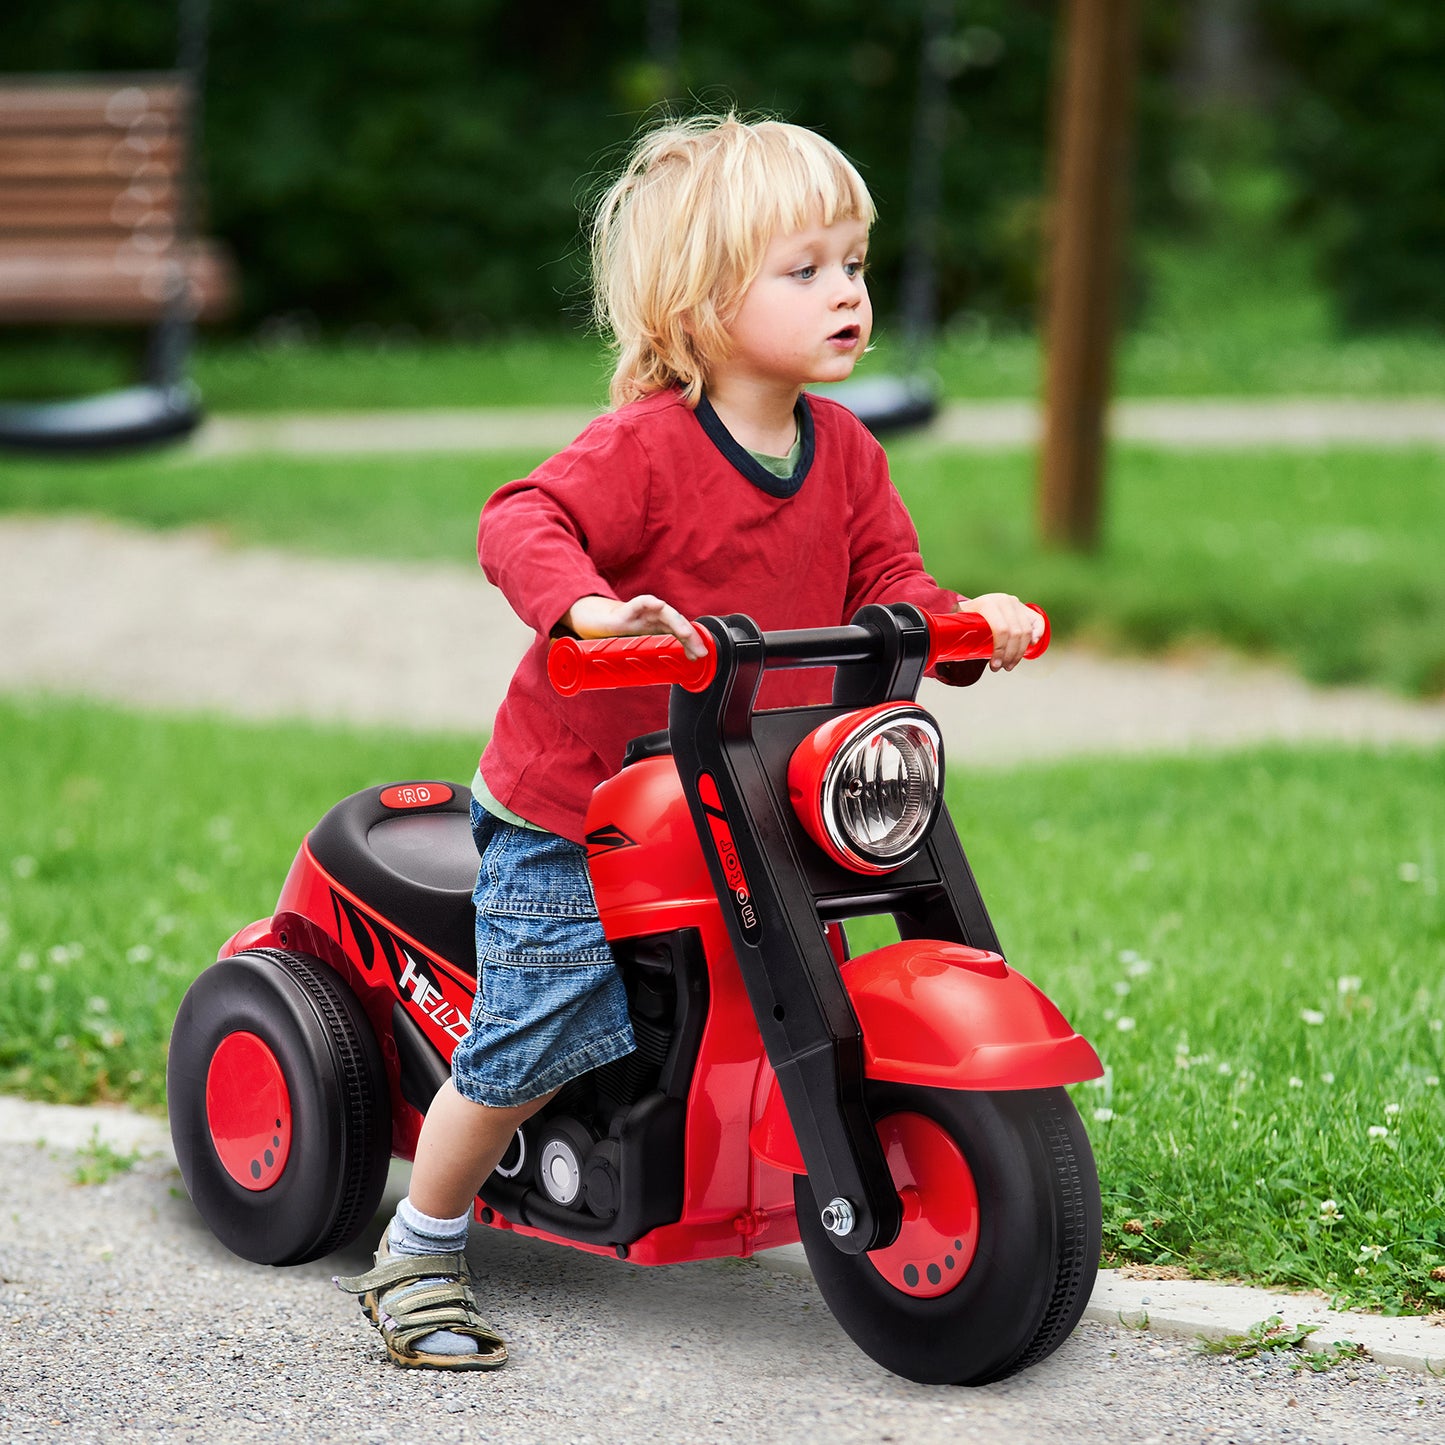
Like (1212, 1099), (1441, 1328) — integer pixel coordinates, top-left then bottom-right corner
(169, 602), (1103, 1385)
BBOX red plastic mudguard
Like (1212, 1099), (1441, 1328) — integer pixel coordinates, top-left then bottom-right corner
(750, 939), (1102, 1173)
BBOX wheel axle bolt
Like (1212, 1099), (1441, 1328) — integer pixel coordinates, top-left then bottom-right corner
(821, 1197), (856, 1236)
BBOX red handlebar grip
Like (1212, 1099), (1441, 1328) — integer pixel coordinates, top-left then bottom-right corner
(548, 631), (718, 696)
(925, 605), (1050, 668)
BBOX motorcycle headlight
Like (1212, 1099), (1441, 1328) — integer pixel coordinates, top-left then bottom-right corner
(788, 704), (944, 874)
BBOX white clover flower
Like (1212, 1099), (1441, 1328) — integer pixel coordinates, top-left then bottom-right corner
(1217, 1061), (1233, 1075)
(1431, 1020), (1443, 1034)
(85, 996), (109, 1015)
(11, 855), (36, 879)
(1288, 1076), (1304, 1089)
(1337, 976), (1362, 995)
(54, 1034), (72, 1050)
(1318, 1199), (1343, 1225)
(1426, 1075), (1440, 1088)
(1113, 981), (1132, 997)
(1358, 1243), (1387, 1263)
(1398, 862), (1421, 883)
(1321, 1071), (1336, 1084)
(125, 944), (154, 964)
(1093, 1107), (1115, 1123)
(1384, 1102), (1400, 1117)
(1127, 959), (1154, 978)
(34, 975), (54, 994)
(1119, 948), (1140, 964)
(17, 950), (37, 971)
(1116, 1016), (1136, 1032)
(1301, 1009), (1326, 1026)
(1368, 1125), (1390, 1139)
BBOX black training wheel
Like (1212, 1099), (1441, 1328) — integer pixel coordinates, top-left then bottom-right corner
(795, 1084), (1100, 1386)
(168, 949), (392, 1265)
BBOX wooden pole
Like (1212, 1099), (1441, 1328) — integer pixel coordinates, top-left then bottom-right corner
(1038, 0), (1139, 550)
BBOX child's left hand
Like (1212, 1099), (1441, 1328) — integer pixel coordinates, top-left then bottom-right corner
(966, 593), (1044, 672)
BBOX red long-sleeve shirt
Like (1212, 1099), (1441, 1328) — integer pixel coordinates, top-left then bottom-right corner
(476, 387), (958, 842)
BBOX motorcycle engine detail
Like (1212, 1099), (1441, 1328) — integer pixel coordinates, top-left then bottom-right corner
(536, 1117), (596, 1208)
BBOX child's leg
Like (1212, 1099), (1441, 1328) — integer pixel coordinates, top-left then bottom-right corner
(408, 1080), (553, 1219)
(362, 808), (635, 1365)
(384, 1081), (555, 1358)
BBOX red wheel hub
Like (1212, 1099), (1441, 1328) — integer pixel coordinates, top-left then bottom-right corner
(867, 1112), (980, 1299)
(205, 1031), (293, 1192)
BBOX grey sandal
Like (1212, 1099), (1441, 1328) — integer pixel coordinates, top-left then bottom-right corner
(334, 1233), (508, 1371)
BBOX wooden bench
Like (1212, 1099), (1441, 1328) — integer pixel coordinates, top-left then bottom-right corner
(0, 72), (234, 325)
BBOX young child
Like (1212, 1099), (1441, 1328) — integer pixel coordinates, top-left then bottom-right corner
(336, 113), (1041, 1370)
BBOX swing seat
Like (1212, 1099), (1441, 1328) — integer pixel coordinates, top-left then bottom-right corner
(0, 383), (201, 453)
(817, 373), (939, 437)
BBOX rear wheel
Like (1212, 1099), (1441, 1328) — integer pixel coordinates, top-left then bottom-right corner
(168, 949), (392, 1265)
(795, 1084), (1100, 1385)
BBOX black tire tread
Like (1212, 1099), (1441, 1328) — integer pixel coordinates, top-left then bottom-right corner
(248, 949), (388, 1260)
(987, 1089), (1098, 1381)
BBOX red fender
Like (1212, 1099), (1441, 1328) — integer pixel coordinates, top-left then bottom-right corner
(749, 940), (1102, 1173)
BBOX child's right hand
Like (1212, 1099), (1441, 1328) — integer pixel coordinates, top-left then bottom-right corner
(563, 594), (709, 660)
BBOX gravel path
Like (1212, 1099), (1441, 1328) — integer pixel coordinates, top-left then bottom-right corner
(188, 397), (1445, 456)
(2, 1136), (1442, 1445)
(4, 514), (1444, 762)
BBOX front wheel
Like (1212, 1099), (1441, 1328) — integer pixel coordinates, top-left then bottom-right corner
(795, 1084), (1100, 1386)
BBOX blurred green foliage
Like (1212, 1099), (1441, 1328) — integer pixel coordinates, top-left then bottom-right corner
(5, 3), (1443, 335)
(1261, 1), (1445, 331)
(0, 1), (1079, 332)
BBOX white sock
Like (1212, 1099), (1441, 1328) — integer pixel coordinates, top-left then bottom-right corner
(387, 1197), (477, 1357)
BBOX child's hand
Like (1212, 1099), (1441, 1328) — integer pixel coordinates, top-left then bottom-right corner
(966, 593), (1044, 672)
(564, 594), (708, 660)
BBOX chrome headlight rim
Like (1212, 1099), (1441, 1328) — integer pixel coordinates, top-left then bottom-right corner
(817, 705), (944, 874)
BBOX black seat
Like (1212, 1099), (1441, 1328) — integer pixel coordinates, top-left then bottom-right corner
(307, 782), (478, 970)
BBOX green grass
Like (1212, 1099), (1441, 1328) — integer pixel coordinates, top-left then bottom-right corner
(973, 743), (1444, 1316)
(886, 442), (1445, 698)
(1, 694), (1441, 1311)
(0, 697), (476, 1113)
(3, 320), (1444, 413)
(0, 448), (543, 566)
(4, 442), (1442, 696)
(0, 332), (616, 413)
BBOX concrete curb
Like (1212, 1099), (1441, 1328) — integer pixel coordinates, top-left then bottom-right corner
(7, 1094), (1442, 1379)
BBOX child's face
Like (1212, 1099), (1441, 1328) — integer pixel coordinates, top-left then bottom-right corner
(716, 216), (872, 396)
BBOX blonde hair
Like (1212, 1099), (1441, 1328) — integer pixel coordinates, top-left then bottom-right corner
(591, 113), (875, 409)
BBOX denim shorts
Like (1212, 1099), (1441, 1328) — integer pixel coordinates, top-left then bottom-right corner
(450, 801), (636, 1108)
